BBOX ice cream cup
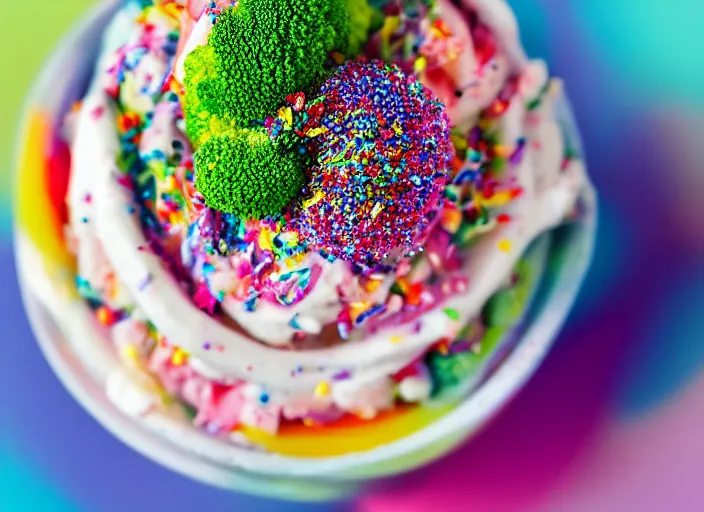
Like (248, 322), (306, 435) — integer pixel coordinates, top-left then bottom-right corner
(14, 0), (597, 501)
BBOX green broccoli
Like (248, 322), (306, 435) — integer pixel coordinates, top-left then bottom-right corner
(194, 129), (306, 219)
(182, 0), (358, 219)
(184, 0), (350, 135)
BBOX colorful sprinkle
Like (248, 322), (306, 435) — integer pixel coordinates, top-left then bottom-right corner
(498, 239), (512, 253)
(171, 347), (188, 366)
(443, 308), (460, 321)
(314, 381), (331, 397)
(137, 273), (152, 291)
(121, 344), (139, 363)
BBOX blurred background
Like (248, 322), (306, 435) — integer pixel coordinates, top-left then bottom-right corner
(1, 0), (702, 510)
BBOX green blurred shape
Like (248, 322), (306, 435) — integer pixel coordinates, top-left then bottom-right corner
(0, 445), (78, 511)
(0, 0), (95, 207)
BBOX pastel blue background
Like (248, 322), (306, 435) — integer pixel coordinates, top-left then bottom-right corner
(2, 1), (702, 510)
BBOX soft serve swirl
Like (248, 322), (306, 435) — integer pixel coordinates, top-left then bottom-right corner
(65, 0), (586, 434)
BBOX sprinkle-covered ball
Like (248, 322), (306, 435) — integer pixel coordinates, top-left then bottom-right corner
(296, 59), (454, 268)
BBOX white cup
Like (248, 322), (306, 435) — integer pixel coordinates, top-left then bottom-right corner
(14, 0), (597, 501)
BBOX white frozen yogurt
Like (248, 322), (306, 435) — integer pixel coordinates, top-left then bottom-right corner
(66, 0), (585, 423)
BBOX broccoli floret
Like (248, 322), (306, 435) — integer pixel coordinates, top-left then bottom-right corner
(427, 351), (476, 393)
(184, 0), (350, 134)
(194, 129), (306, 219)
